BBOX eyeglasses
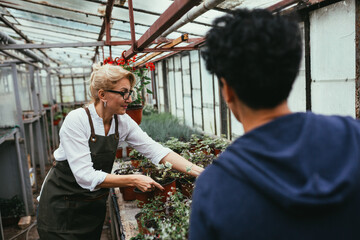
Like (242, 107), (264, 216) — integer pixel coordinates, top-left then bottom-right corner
(105, 89), (134, 100)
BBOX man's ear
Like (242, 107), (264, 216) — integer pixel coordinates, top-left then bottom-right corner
(220, 77), (235, 104)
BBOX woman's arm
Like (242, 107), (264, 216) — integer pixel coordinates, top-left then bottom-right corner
(160, 152), (204, 177)
(97, 174), (164, 192)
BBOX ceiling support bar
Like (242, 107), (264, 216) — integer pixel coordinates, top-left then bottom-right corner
(93, 0), (115, 62)
(134, 34), (189, 67)
(123, 0), (201, 60)
(128, 0), (137, 51)
(267, 0), (301, 12)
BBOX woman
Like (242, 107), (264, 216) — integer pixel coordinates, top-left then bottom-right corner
(37, 63), (203, 239)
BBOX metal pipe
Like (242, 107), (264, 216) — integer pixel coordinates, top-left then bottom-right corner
(161, 0), (226, 37)
(0, 31), (49, 67)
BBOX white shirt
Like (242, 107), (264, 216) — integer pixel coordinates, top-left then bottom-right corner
(53, 103), (172, 191)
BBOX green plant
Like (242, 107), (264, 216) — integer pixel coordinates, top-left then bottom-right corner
(104, 56), (154, 107)
(163, 137), (190, 154)
(54, 111), (63, 121)
(140, 113), (199, 142)
(213, 135), (230, 151)
(0, 195), (25, 218)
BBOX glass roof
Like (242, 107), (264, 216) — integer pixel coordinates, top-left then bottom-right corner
(0, 0), (293, 68)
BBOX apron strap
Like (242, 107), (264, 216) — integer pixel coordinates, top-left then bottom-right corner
(114, 114), (119, 139)
(84, 107), (97, 142)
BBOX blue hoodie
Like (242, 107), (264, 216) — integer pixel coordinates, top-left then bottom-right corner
(190, 112), (360, 240)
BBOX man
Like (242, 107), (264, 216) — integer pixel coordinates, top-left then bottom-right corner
(190, 9), (360, 240)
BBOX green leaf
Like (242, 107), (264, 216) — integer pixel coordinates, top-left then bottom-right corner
(146, 89), (153, 94)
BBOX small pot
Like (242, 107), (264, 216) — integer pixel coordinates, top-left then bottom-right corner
(134, 188), (154, 208)
(178, 177), (195, 198)
(135, 212), (159, 235)
(155, 178), (176, 203)
(116, 148), (123, 159)
(126, 105), (143, 125)
(213, 148), (222, 156)
(126, 147), (133, 157)
(53, 119), (61, 126)
(121, 186), (136, 201)
(131, 159), (140, 168)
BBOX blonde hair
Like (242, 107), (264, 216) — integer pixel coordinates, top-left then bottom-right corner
(89, 63), (136, 104)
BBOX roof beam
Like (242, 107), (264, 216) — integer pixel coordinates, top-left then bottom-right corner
(267, 0), (301, 12)
(146, 37), (206, 65)
(134, 34), (188, 67)
(0, 38), (202, 50)
(123, 0), (201, 59)
(0, 14), (59, 65)
(142, 46), (199, 53)
(128, 0), (137, 51)
(94, 0), (115, 62)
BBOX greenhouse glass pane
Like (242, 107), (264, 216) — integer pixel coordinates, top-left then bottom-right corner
(16, 19), (99, 39)
(18, 72), (32, 111)
(74, 82), (85, 102)
(203, 107), (215, 135)
(193, 105), (203, 131)
(190, 51), (201, 89)
(62, 85), (74, 103)
(61, 78), (72, 85)
(181, 55), (191, 95)
(200, 55), (214, 105)
(7, 1), (103, 26)
(8, 9), (101, 33)
(0, 67), (17, 127)
(174, 56), (183, 110)
(167, 58), (176, 116)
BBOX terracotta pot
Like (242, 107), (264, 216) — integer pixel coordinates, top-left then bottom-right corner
(213, 148), (222, 156)
(155, 178), (176, 203)
(135, 212), (159, 235)
(134, 188), (154, 208)
(178, 177), (195, 198)
(131, 159), (140, 168)
(53, 119), (61, 126)
(126, 105), (143, 125)
(126, 147), (133, 157)
(116, 148), (123, 159)
(121, 186), (136, 201)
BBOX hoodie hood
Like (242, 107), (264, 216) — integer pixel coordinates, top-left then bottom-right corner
(215, 112), (360, 212)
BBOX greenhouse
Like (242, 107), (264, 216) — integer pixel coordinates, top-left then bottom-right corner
(0, 0), (359, 239)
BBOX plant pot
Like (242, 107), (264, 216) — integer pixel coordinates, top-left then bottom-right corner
(178, 177), (195, 198)
(121, 186), (136, 201)
(126, 105), (143, 125)
(116, 148), (123, 159)
(155, 178), (176, 203)
(131, 159), (140, 168)
(126, 147), (133, 157)
(213, 148), (222, 156)
(53, 119), (61, 126)
(134, 188), (154, 208)
(135, 212), (159, 235)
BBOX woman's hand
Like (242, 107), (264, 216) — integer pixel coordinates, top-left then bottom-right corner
(134, 175), (164, 192)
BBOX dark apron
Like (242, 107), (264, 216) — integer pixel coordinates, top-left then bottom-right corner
(37, 108), (119, 240)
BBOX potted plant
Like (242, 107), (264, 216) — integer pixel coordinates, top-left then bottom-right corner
(53, 112), (63, 126)
(151, 162), (178, 203)
(62, 107), (71, 117)
(0, 196), (25, 227)
(103, 56), (155, 125)
(114, 164), (137, 201)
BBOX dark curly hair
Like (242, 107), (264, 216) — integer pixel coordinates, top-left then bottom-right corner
(202, 9), (302, 109)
